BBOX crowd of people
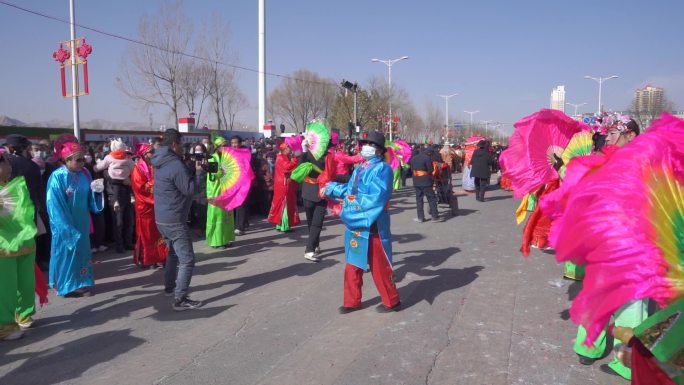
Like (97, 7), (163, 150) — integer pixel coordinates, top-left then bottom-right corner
(10, 115), (675, 384)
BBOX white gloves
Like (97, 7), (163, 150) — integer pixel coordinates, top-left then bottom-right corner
(302, 138), (310, 153)
(90, 178), (105, 193)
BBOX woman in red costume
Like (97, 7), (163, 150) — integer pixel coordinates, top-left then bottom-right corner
(267, 141), (301, 232)
(131, 143), (168, 268)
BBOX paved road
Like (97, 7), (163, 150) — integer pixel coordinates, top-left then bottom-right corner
(0, 174), (624, 385)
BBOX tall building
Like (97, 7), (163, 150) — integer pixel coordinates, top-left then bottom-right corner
(634, 85), (664, 113)
(550, 85), (566, 112)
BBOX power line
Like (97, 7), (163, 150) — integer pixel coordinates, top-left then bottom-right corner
(0, 0), (339, 88)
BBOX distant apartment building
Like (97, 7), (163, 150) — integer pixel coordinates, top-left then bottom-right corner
(550, 86), (566, 112)
(634, 85), (664, 113)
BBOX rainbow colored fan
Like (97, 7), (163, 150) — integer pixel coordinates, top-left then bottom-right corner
(394, 139), (412, 164)
(551, 113), (684, 345)
(304, 122), (331, 161)
(384, 146), (400, 170)
(499, 109), (586, 198)
(208, 147), (254, 211)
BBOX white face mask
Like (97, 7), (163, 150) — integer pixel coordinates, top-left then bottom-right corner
(360, 145), (377, 159)
(84, 155), (93, 163)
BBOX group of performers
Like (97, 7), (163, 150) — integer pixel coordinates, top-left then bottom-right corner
(0, 123), (408, 340)
(501, 109), (684, 384)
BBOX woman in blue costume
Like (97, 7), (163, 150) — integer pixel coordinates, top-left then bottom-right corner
(325, 132), (401, 314)
(46, 141), (104, 297)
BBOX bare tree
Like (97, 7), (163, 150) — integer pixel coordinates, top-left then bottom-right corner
(423, 99), (443, 142)
(269, 69), (337, 132)
(222, 79), (248, 131)
(116, 1), (191, 124)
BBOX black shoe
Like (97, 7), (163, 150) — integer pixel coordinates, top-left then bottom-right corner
(376, 302), (402, 313)
(116, 246), (125, 254)
(125, 244), (135, 251)
(578, 356), (596, 366)
(338, 306), (361, 314)
(173, 297), (203, 311)
(599, 364), (618, 376)
(432, 216), (443, 222)
(64, 291), (84, 298)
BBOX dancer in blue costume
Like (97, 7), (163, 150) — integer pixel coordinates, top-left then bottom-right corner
(325, 132), (401, 314)
(46, 141), (104, 297)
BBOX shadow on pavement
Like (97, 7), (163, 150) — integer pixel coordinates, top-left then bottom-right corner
(483, 195), (513, 202)
(195, 259), (340, 305)
(0, 329), (145, 385)
(560, 280), (583, 320)
(390, 247), (484, 309)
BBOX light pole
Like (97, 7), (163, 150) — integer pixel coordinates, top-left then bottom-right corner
(566, 102), (587, 118)
(464, 110), (479, 137)
(438, 93), (458, 143)
(481, 120), (493, 137)
(371, 56), (409, 141)
(341, 80), (359, 139)
(584, 75), (618, 114)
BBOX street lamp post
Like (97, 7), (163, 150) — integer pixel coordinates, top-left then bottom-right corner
(341, 80), (359, 138)
(464, 110), (479, 137)
(584, 75), (618, 114)
(481, 120), (493, 137)
(438, 93), (458, 143)
(371, 56), (409, 141)
(566, 102), (587, 117)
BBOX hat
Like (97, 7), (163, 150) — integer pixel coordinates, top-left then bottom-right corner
(212, 133), (227, 148)
(284, 136), (303, 153)
(60, 141), (83, 160)
(110, 138), (127, 151)
(359, 131), (386, 150)
(135, 143), (152, 157)
(5, 134), (30, 149)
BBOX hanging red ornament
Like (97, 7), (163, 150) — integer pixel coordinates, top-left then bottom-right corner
(52, 44), (70, 97)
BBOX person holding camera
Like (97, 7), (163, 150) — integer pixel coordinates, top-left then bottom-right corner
(152, 129), (203, 311)
(205, 135), (235, 249)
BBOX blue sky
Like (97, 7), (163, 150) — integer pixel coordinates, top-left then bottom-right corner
(1, 0), (682, 133)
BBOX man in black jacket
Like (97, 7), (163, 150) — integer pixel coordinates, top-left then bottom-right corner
(470, 140), (492, 202)
(152, 129), (203, 311)
(410, 146), (440, 222)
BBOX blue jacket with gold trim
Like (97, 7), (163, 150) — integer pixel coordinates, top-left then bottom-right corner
(325, 156), (393, 270)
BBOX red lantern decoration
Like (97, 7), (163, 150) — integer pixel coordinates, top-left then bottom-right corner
(76, 38), (92, 94)
(52, 44), (70, 97)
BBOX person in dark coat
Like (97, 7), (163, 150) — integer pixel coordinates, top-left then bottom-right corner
(470, 140), (492, 202)
(5, 135), (49, 269)
(410, 146), (440, 222)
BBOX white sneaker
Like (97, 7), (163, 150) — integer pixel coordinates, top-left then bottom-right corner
(304, 252), (320, 262)
(234, 229), (244, 236)
(98, 245), (108, 252)
(314, 247), (321, 255)
(91, 248), (98, 254)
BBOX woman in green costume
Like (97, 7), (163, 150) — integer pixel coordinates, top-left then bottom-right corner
(0, 151), (37, 341)
(205, 136), (235, 249)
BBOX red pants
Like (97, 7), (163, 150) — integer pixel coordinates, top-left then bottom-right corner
(343, 234), (400, 308)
